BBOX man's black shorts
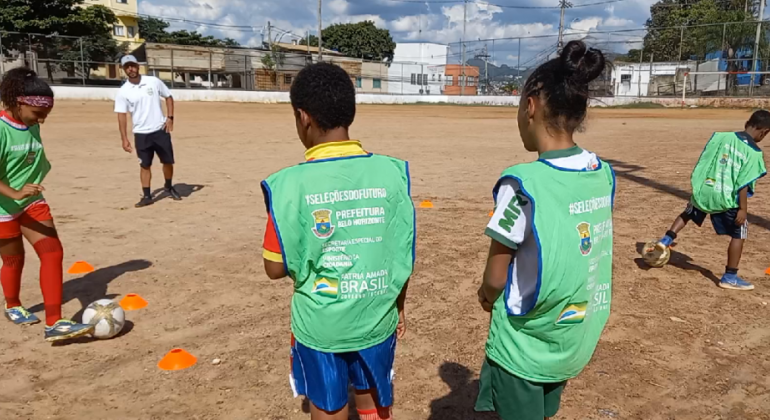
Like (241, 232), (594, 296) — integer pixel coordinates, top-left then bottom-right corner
(681, 202), (747, 239)
(135, 130), (174, 168)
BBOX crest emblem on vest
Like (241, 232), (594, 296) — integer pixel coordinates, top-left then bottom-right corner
(311, 209), (334, 239)
(577, 222), (592, 256)
(719, 153), (729, 165)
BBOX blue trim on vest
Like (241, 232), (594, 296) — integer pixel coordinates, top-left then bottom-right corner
(260, 180), (290, 276)
(736, 131), (762, 152)
(405, 161), (416, 269)
(300, 153), (374, 165)
(497, 174), (541, 317)
(537, 158), (603, 172)
(736, 171), (766, 204)
(609, 164), (617, 210)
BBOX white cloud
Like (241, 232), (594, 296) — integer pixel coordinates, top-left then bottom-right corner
(138, 0), (650, 65)
(328, 0), (349, 15)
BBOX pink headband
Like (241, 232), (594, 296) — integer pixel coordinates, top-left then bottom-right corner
(17, 96), (54, 108)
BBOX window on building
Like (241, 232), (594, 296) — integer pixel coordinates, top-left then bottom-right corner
(113, 25), (125, 37)
(411, 73), (416, 85)
(423, 74), (428, 85)
(621, 74), (631, 83)
(468, 77), (476, 87)
(417, 74), (423, 85)
(127, 26), (136, 38)
(373, 78), (382, 89)
(117, 0), (128, 3)
(459, 75), (466, 86)
(285, 74), (293, 85)
(356, 77), (362, 88)
(438, 74), (442, 82)
(446, 75), (453, 86)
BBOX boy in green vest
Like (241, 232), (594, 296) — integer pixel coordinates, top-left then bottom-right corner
(653, 110), (769, 290)
(475, 41), (614, 420)
(261, 63), (414, 420)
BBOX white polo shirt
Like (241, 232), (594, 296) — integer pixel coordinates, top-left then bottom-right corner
(114, 75), (171, 134)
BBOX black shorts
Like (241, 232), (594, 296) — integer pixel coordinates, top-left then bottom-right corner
(681, 203), (747, 239)
(135, 130), (174, 168)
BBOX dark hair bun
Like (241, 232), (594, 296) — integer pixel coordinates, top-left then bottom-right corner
(559, 40), (605, 84)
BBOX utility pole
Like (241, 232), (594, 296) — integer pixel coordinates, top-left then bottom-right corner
(267, 21), (272, 48)
(461, 0), (467, 96)
(318, 0), (323, 61)
(750, 0), (766, 95)
(475, 44), (490, 95)
(557, 0), (572, 49)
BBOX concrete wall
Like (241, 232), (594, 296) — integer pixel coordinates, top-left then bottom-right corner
(51, 86), (770, 108)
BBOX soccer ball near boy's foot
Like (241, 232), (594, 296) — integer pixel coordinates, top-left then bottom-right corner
(643, 240), (670, 268)
(82, 299), (126, 339)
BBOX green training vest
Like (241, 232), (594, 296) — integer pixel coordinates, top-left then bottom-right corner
(486, 160), (614, 383)
(262, 154), (415, 353)
(690, 132), (766, 213)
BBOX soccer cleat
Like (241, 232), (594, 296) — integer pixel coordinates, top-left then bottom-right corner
(719, 274), (754, 291)
(166, 186), (182, 201)
(44, 319), (95, 342)
(5, 306), (40, 325)
(135, 196), (154, 208)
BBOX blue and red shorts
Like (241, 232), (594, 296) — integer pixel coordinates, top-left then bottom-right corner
(290, 333), (396, 412)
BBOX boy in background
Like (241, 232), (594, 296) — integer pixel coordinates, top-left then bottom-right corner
(654, 110), (769, 290)
(261, 63), (414, 420)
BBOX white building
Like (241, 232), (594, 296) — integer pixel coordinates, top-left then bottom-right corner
(612, 60), (724, 96)
(388, 43), (448, 95)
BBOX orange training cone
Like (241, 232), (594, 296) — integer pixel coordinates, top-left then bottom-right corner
(765, 267), (770, 276)
(489, 211), (494, 217)
(158, 348), (197, 371)
(418, 200), (434, 209)
(119, 294), (148, 311)
(68, 261), (94, 274)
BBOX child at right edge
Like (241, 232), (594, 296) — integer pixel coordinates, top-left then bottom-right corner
(654, 110), (769, 290)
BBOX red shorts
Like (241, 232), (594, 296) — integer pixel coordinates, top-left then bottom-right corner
(0, 201), (53, 239)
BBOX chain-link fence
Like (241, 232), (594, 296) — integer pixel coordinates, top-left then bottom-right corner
(3, 22), (770, 97)
(450, 20), (770, 98)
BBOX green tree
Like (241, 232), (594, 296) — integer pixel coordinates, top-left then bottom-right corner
(0, 1), (124, 79)
(299, 34), (319, 47)
(137, 17), (240, 47)
(137, 16), (170, 43)
(643, 0), (760, 62)
(300, 21), (395, 61)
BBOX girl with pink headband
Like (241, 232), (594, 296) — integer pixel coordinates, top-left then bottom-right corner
(0, 68), (94, 342)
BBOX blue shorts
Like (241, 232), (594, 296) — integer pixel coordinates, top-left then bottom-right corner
(682, 203), (747, 239)
(291, 334), (396, 412)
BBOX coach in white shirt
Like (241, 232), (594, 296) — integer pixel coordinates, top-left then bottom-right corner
(115, 55), (181, 208)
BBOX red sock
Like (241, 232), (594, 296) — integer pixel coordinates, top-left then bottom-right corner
(1, 254), (25, 308)
(33, 238), (63, 326)
(357, 407), (392, 420)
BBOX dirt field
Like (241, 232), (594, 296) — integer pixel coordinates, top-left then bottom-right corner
(0, 102), (768, 420)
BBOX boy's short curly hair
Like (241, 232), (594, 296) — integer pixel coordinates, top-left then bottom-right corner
(747, 110), (770, 129)
(290, 62), (356, 131)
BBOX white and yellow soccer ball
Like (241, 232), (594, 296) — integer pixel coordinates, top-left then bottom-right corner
(82, 299), (126, 339)
(642, 241), (671, 268)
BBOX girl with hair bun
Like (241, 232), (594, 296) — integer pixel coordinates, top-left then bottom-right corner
(0, 68), (94, 342)
(475, 41), (616, 420)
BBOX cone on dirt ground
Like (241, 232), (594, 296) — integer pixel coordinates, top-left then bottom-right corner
(67, 261), (94, 274)
(765, 267), (770, 276)
(119, 293), (148, 311)
(158, 348), (197, 371)
(489, 211), (494, 217)
(418, 200), (434, 208)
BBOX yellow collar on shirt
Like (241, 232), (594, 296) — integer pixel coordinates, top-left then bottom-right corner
(305, 140), (367, 161)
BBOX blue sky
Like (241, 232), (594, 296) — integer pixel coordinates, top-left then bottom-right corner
(138, 0), (662, 65)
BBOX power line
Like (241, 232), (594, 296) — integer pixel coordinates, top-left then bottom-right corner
(387, 0), (630, 9)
